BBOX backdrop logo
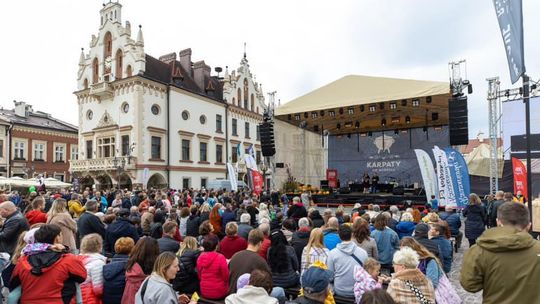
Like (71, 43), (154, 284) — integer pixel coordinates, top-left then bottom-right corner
(373, 136), (395, 154)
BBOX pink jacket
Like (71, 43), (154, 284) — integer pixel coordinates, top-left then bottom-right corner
(197, 251), (229, 300)
(353, 265), (382, 302)
(121, 263), (147, 304)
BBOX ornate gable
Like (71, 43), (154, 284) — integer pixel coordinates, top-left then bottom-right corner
(97, 110), (116, 128)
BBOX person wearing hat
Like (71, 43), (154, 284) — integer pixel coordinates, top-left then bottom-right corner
(412, 223), (439, 258)
(291, 265), (332, 304)
(104, 208), (139, 255)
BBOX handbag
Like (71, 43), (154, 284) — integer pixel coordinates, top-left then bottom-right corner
(404, 280), (434, 304)
(435, 274), (462, 304)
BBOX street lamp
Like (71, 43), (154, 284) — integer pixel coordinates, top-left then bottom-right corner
(112, 142), (135, 190)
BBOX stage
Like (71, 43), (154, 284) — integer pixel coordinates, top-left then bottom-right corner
(311, 191), (429, 208)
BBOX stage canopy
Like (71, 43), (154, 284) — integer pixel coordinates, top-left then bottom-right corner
(275, 75), (451, 135)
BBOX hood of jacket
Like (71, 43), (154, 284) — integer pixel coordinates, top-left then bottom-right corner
(476, 226), (535, 252)
(82, 252), (107, 268)
(108, 218), (133, 233)
(197, 251), (220, 269)
(335, 241), (356, 255)
(397, 221), (416, 231)
(227, 285), (278, 304)
(126, 262), (147, 282)
(25, 250), (64, 276)
(103, 254), (129, 280)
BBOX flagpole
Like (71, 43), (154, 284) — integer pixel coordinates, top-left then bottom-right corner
(523, 74), (533, 218)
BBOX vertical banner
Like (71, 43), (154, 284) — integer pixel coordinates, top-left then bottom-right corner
(492, 0), (525, 84)
(432, 146), (457, 207)
(227, 163), (238, 191)
(244, 154), (258, 172)
(326, 169), (338, 189)
(414, 149), (438, 203)
(512, 157), (528, 200)
(252, 170), (264, 195)
(444, 148), (471, 208)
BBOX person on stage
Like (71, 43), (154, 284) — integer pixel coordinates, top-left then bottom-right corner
(362, 173), (370, 194)
(371, 173), (379, 194)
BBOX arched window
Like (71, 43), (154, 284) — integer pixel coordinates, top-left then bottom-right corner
(243, 78), (249, 109)
(251, 94), (255, 112)
(115, 49), (123, 79)
(92, 58), (99, 84)
(103, 32), (112, 58)
(83, 79), (88, 90)
(237, 88), (242, 108)
(126, 65), (132, 77)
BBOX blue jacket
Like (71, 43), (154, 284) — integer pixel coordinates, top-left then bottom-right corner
(371, 227), (399, 265)
(323, 229), (341, 250)
(431, 235), (453, 273)
(221, 209), (236, 232)
(102, 254), (129, 304)
(104, 218), (140, 254)
(439, 211), (461, 236)
(395, 221), (416, 239)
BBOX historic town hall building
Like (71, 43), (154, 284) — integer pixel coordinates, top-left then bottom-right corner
(71, 2), (265, 189)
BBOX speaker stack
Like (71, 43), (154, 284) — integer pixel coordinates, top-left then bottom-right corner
(448, 95), (469, 145)
(259, 122), (276, 157)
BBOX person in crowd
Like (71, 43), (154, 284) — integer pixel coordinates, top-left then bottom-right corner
(512, 190), (527, 204)
(199, 203), (211, 223)
(68, 194), (85, 218)
(387, 247), (435, 304)
(438, 206), (462, 252)
(25, 197), (48, 225)
(158, 221), (181, 253)
(79, 233), (107, 304)
(237, 213), (253, 240)
(197, 220), (214, 246)
(258, 203), (271, 224)
(323, 217), (341, 250)
(486, 191), (505, 228)
(225, 269), (278, 304)
(371, 214), (399, 270)
(0, 201), (29, 256)
(209, 204), (223, 236)
(359, 289), (396, 304)
(46, 198), (77, 252)
(246, 201), (260, 227)
(423, 212), (451, 239)
(222, 203), (236, 232)
(267, 229), (300, 288)
(3, 229), (30, 296)
(384, 211), (398, 232)
(219, 222), (248, 259)
(291, 265), (332, 304)
(353, 258), (384, 303)
(78, 200), (106, 240)
(10, 224), (87, 304)
(93, 191), (108, 213)
(308, 209), (325, 228)
(399, 236), (449, 296)
(111, 193), (123, 209)
(461, 202), (540, 303)
(135, 252), (190, 304)
(322, 209), (333, 226)
(281, 218), (296, 243)
(228, 229), (272, 294)
(197, 234), (229, 300)
(412, 223), (440, 258)
(411, 209), (422, 223)
(140, 207), (155, 236)
(185, 205), (200, 237)
(428, 223), (452, 273)
(352, 217), (378, 259)
(258, 222), (272, 260)
(122, 237), (160, 304)
(395, 212), (416, 239)
(287, 197), (308, 223)
(105, 208), (139, 254)
(103, 237), (135, 304)
(173, 236), (201, 294)
(300, 227), (330, 274)
(270, 212), (283, 231)
(463, 193), (486, 247)
(291, 217), (312, 263)
(335, 205), (345, 225)
(389, 205), (401, 222)
(149, 209), (166, 239)
(178, 207), (190, 238)
(327, 224), (368, 298)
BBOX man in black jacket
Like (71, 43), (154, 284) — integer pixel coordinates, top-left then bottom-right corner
(104, 209), (139, 254)
(77, 200), (106, 240)
(0, 201), (29, 255)
(158, 221), (180, 253)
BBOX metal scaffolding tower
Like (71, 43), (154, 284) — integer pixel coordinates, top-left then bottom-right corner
(486, 77), (501, 194)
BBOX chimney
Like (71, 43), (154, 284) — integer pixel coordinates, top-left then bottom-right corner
(159, 52), (177, 65)
(477, 131), (485, 143)
(13, 100), (27, 117)
(193, 61), (211, 91)
(179, 48), (192, 76)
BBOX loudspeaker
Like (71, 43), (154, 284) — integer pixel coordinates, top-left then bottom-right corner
(511, 134), (540, 151)
(275, 162), (285, 168)
(392, 186), (404, 195)
(259, 122), (276, 156)
(448, 95), (469, 145)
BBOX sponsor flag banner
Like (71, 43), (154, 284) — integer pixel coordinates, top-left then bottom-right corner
(236, 143), (242, 160)
(492, 0), (525, 84)
(432, 146), (456, 207)
(227, 163), (238, 191)
(244, 154), (258, 172)
(512, 157), (528, 200)
(444, 148), (471, 208)
(326, 169), (338, 188)
(252, 170), (264, 195)
(414, 149), (438, 203)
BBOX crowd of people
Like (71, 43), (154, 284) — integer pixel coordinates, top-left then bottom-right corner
(0, 186), (536, 304)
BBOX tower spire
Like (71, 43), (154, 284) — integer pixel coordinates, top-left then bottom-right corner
(79, 48), (85, 66)
(243, 42), (247, 60)
(136, 25), (144, 46)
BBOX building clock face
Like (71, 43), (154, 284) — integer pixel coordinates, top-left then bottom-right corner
(104, 56), (112, 71)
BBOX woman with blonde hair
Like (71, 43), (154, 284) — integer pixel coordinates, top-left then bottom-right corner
(396, 212), (416, 239)
(47, 198), (77, 251)
(300, 228), (330, 274)
(173, 236), (201, 294)
(80, 233), (107, 304)
(136, 252), (189, 304)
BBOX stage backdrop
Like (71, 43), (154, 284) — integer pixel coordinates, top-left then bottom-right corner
(328, 126), (449, 187)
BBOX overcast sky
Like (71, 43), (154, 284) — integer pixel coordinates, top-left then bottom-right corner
(1, 0), (538, 138)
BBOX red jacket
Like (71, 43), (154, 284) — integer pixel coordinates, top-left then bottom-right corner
(219, 235), (247, 259)
(197, 251), (229, 300)
(11, 251), (87, 304)
(258, 237), (271, 260)
(25, 209), (47, 226)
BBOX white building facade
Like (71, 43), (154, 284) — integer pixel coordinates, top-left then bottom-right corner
(71, 2), (264, 190)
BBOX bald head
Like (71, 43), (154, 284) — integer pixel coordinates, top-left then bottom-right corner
(327, 217), (339, 229)
(259, 223), (270, 236)
(0, 201), (17, 218)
